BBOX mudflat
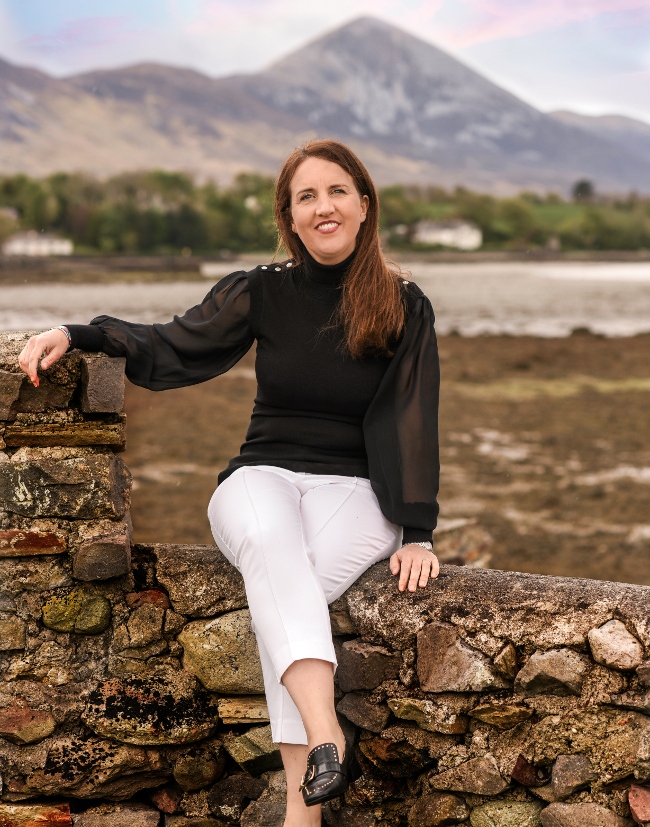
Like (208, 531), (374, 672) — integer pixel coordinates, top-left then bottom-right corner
(122, 332), (650, 586)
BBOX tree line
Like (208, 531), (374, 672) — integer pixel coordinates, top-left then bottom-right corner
(1, 170), (649, 254)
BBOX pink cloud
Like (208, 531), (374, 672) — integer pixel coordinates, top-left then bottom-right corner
(432, 0), (650, 48)
(23, 16), (133, 53)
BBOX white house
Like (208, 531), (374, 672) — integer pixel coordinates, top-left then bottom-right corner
(2, 231), (73, 257)
(412, 219), (482, 251)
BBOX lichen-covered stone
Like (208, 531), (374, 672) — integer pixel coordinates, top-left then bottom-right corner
(387, 697), (468, 734)
(0, 802), (72, 826)
(127, 604), (165, 647)
(42, 589), (112, 634)
(0, 614), (26, 650)
(0, 447), (130, 519)
(469, 703), (532, 730)
(151, 544), (247, 617)
(429, 754), (509, 795)
(337, 692), (391, 733)
(417, 622), (509, 693)
(514, 649), (589, 696)
(0, 702), (56, 744)
(173, 746), (225, 791)
(0, 528), (66, 556)
(217, 696), (270, 725)
(337, 639), (401, 692)
(470, 801), (543, 827)
(223, 725), (282, 776)
(408, 792), (469, 826)
(82, 674), (219, 745)
(588, 620), (644, 672)
(73, 802), (161, 827)
(550, 754), (596, 800)
(540, 802), (632, 826)
(178, 611), (264, 694)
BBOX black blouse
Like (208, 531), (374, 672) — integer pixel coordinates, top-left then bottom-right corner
(68, 256), (440, 543)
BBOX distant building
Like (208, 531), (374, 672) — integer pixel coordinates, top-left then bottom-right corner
(412, 219), (482, 251)
(2, 231), (73, 257)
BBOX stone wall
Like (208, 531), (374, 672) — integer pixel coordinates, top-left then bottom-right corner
(1, 331), (650, 827)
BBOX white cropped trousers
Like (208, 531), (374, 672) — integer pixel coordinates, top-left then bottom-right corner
(207, 465), (401, 744)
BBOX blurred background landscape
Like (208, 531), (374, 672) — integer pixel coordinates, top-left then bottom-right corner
(2, 5), (650, 584)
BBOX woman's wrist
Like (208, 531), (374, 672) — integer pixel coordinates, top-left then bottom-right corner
(403, 540), (433, 550)
(55, 326), (72, 351)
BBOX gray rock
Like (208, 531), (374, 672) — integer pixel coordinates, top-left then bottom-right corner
(609, 689), (650, 714)
(337, 639), (401, 692)
(73, 520), (132, 581)
(223, 725), (283, 776)
(470, 801), (543, 827)
(150, 544), (247, 617)
(207, 771), (267, 823)
(127, 604), (165, 647)
(550, 754), (596, 799)
(240, 770), (286, 827)
(0, 447), (130, 519)
(82, 674), (219, 745)
(588, 620), (644, 672)
(80, 354), (126, 414)
(514, 649), (589, 696)
(178, 610), (264, 694)
(540, 803), (632, 826)
(408, 792), (469, 826)
(0, 614), (26, 650)
(387, 697), (468, 734)
(417, 622), (509, 693)
(74, 803), (161, 827)
(429, 754), (509, 795)
(337, 692), (391, 733)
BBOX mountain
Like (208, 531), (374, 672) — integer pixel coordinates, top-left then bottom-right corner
(550, 110), (650, 168)
(1, 17), (650, 193)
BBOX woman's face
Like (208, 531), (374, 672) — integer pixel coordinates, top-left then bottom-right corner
(290, 157), (369, 265)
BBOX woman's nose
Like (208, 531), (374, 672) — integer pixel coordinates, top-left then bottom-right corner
(315, 195), (334, 215)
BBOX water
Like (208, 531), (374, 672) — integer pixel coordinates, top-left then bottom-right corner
(2, 261), (650, 337)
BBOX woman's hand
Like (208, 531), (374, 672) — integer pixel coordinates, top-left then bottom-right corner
(18, 329), (69, 388)
(390, 544), (440, 592)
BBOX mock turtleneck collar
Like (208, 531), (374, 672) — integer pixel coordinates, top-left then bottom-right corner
(302, 247), (356, 286)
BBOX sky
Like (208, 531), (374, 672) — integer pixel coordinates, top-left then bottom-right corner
(1, 0), (649, 124)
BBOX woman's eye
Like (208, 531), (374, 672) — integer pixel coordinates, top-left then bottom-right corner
(299, 193), (313, 201)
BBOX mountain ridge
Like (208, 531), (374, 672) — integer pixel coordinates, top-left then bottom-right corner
(1, 17), (649, 193)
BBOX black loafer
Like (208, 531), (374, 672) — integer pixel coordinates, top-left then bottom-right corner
(300, 741), (361, 807)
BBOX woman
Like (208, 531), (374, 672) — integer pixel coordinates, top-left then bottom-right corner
(19, 140), (440, 827)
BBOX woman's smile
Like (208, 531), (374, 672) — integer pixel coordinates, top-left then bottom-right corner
(315, 221), (340, 234)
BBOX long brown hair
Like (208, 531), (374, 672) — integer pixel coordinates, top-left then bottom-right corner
(274, 139), (405, 358)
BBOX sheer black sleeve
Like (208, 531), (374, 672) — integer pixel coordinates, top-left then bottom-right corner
(363, 282), (440, 535)
(88, 270), (254, 391)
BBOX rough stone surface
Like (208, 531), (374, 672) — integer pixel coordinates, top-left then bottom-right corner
(223, 725), (283, 775)
(179, 611), (264, 694)
(638, 662), (650, 688)
(337, 639), (401, 692)
(0, 702), (56, 744)
(611, 690), (650, 714)
(629, 785), (650, 824)
(73, 803), (160, 827)
(0, 528), (66, 556)
(510, 754), (552, 787)
(126, 590), (171, 610)
(207, 772), (267, 823)
(0, 614), (27, 650)
(127, 604), (165, 647)
(173, 747), (225, 791)
(0, 802), (72, 825)
(408, 792), (469, 826)
(72, 522), (132, 581)
(0, 369), (25, 420)
(540, 802), (633, 826)
(493, 643), (518, 680)
(82, 674), (219, 745)
(588, 620), (644, 672)
(0, 556), (71, 597)
(469, 703), (532, 729)
(0, 447), (130, 519)
(42, 589), (112, 634)
(337, 692), (391, 733)
(3, 417), (126, 450)
(551, 754), (596, 799)
(470, 801), (543, 827)
(429, 754), (509, 795)
(417, 622), (509, 693)
(514, 649), (589, 696)
(151, 544), (247, 617)
(80, 354), (126, 413)
(387, 697), (468, 734)
(217, 696), (270, 725)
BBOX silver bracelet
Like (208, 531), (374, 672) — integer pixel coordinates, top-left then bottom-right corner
(403, 540), (433, 551)
(56, 326), (72, 350)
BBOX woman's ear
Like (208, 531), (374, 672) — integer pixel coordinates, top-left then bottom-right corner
(360, 194), (369, 223)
